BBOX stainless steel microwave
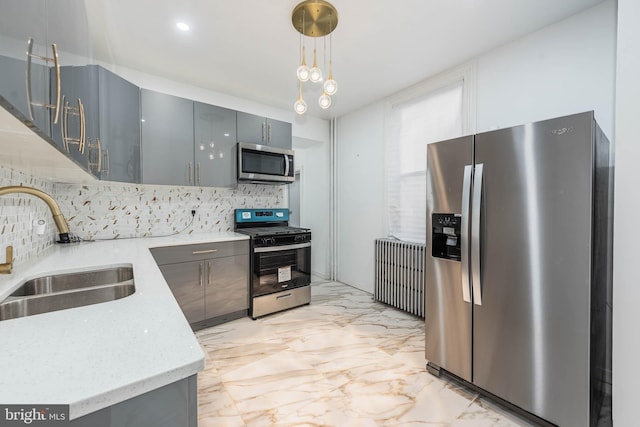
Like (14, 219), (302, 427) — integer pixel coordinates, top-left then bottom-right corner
(237, 142), (295, 184)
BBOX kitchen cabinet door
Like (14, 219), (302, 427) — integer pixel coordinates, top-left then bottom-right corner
(0, 0), (50, 135)
(98, 67), (141, 183)
(205, 255), (249, 319)
(265, 118), (292, 149)
(156, 261), (205, 324)
(194, 102), (237, 187)
(141, 89), (194, 186)
(50, 65), (98, 173)
(237, 111), (292, 149)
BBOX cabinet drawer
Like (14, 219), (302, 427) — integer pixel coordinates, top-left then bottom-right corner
(151, 240), (249, 264)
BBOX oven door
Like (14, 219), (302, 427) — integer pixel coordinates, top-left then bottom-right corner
(252, 242), (311, 297)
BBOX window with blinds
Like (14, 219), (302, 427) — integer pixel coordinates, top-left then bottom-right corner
(386, 80), (464, 243)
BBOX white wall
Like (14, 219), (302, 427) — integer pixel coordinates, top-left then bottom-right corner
(335, 1), (616, 295)
(293, 139), (332, 279)
(613, 0), (639, 424)
(476, 0), (616, 138)
(335, 102), (386, 292)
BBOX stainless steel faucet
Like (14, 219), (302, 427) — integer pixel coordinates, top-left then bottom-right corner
(0, 186), (71, 244)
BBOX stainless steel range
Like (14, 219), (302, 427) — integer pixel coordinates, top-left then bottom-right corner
(234, 208), (311, 318)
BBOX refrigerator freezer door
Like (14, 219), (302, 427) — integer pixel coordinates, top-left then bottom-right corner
(425, 135), (473, 382)
(472, 112), (594, 426)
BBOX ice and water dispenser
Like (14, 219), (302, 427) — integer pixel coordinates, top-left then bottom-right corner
(431, 213), (462, 261)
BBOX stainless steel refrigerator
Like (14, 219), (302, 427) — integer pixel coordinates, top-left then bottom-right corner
(425, 111), (612, 426)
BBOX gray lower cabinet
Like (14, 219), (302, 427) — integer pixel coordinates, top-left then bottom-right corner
(69, 375), (197, 427)
(151, 240), (250, 329)
(236, 111), (292, 149)
(141, 89), (194, 186)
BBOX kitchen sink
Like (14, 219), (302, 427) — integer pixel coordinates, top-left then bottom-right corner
(10, 266), (133, 296)
(0, 266), (135, 321)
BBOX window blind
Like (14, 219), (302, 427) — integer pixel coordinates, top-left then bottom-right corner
(386, 81), (464, 243)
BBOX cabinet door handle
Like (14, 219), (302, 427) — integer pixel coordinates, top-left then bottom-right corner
(197, 162), (201, 185)
(61, 98), (86, 154)
(25, 39), (61, 124)
(25, 38), (36, 122)
(207, 261), (212, 286)
(96, 138), (102, 173)
(199, 263), (203, 288)
(261, 122), (266, 143)
(188, 162), (193, 185)
(103, 146), (110, 177)
(192, 249), (217, 255)
(88, 137), (102, 174)
(50, 43), (61, 124)
(78, 98), (86, 154)
(61, 95), (69, 151)
(267, 123), (272, 143)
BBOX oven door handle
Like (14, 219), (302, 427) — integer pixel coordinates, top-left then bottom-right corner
(253, 242), (311, 253)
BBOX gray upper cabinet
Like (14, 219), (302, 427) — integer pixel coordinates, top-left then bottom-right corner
(236, 111), (292, 149)
(141, 89), (194, 186)
(194, 102), (237, 187)
(98, 67), (141, 183)
(49, 65), (141, 182)
(0, 0), (51, 135)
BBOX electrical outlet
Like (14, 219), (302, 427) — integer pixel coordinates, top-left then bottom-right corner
(191, 209), (196, 217)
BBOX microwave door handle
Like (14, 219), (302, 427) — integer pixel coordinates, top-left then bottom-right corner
(284, 154), (290, 177)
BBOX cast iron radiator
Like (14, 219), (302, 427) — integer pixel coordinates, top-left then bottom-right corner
(374, 238), (426, 318)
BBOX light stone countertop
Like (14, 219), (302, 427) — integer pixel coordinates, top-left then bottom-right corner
(0, 231), (249, 420)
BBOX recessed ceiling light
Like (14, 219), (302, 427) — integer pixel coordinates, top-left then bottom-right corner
(176, 22), (190, 32)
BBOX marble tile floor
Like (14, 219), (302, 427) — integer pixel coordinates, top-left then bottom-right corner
(195, 281), (535, 427)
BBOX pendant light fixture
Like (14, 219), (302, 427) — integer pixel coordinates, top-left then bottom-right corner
(292, 0), (338, 114)
(294, 81), (307, 115)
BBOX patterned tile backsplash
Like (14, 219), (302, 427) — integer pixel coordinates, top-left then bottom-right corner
(0, 165), (284, 266)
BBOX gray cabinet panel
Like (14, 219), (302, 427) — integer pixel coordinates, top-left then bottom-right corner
(156, 261), (205, 324)
(0, 0), (50, 135)
(150, 240), (249, 265)
(51, 65), (98, 173)
(236, 111), (266, 145)
(69, 375), (197, 427)
(141, 89), (194, 186)
(266, 118), (292, 149)
(206, 255), (249, 318)
(237, 111), (292, 149)
(194, 102), (237, 187)
(152, 241), (249, 327)
(98, 67), (141, 183)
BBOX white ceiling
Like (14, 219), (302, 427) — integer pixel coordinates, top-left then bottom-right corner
(84, 0), (605, 120)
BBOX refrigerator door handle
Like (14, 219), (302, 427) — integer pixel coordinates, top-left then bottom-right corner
(460, 165), (473, 303)
(471, 163), (484, 306)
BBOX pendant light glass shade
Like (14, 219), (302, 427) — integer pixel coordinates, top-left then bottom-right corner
(323, 78), (337, 95)
(324, 63), (337, 95)
(318, 92), (331, 109)
(294, 82), (307, 115)
(296, 45), (310, 82)
(309, 47), (323, 83)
